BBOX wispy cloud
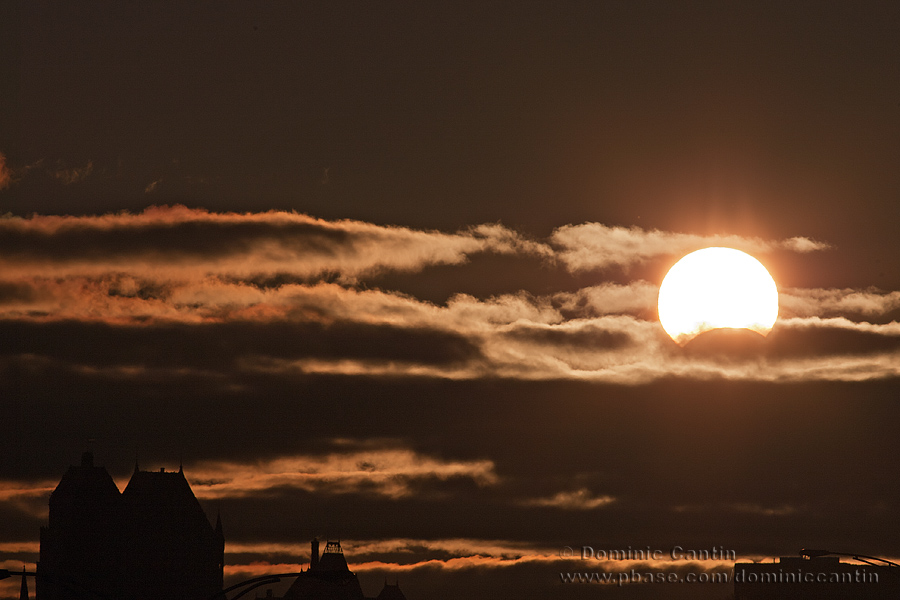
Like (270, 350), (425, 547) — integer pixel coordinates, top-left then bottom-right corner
(520, 488), (616, 510)
(221, 535), (738, 580)
(0, 481), (55, 520)
(550, 223), (828, 272)
(780, 287), (900, 319)
(0, 542), (40, 553)
(225, 538), (554, 563)
(0, 206), (549, 282)
(553, 282), (660, 317)
(0, 482), (56, 503)
(182, 449), (498, 500)
(3, 281), (898, 384)
(0, 208), (828, 284)
(2, 208), (896, 384)
(51, 160), (94, 185)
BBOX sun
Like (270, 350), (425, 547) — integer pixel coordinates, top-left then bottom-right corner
(658, 247), (779, 345)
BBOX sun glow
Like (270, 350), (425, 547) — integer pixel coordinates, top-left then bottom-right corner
(658, 247), (779, 345)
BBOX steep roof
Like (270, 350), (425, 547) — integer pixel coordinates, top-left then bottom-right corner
(283, 540), (366, 600)
(283, 573), (365, 600)
(375, 582), (407, 600)
(122, 467), (217, 538)
(48, 452), (123, 529)
(50, 452), (121, 502)
(315, 541), (351, 573)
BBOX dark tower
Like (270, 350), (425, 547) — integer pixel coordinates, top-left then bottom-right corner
(37, 452), (126, 600)
(283, 540), (366, 600)
(310, 538), (320, 570)
(122, 466), (224, 600)
(37, 454), (224, 600)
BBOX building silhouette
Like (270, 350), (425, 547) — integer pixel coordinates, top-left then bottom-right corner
(734, 554), (900, 599)
(20, 567), (28, 600)
(277, 539), (406, 600)
(35, 453), (409, 600)
(37, 452), (224, 600)
(373, 582), (405, 600)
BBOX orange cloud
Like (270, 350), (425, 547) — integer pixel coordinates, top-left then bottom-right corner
(51, 160), (93, 185)
(181, 449), (498, 500)
(220, 542), (740, 577)
(0, 153), (11, 190)
(3, 208), (896, 384)
(0, 481), (55, 520)
(0, 206), (548, 282)
(4, 278), (898, 384)
(520, 488), (616, 510)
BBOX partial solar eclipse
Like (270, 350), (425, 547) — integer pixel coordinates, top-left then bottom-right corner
(658, 247), (779, 345)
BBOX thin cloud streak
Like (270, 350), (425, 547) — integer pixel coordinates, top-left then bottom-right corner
(0, 206), (549, 281)
(520, 488), (616, 510)
(553, 282), (659, 316)
(3, 208), (897, 384)
(550, 223), (828, 272)
(181, 450), (498, 500)
(222, 551), (737, 577)
(780, 287), (900, 318)
(3, 281), (899, 383)
(246, 316), (900, 383)
(0, 542), (40, 553)
(0, 208), (827, 283)
(0, 482), (56, 502)
(225, 538), (556, 561)
(0, 481), (55, 520)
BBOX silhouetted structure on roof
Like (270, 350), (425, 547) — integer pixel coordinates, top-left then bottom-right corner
(734, 554), (900, 599)
(374, 582), (405, 600)
(37, 452), (224, 600)
(278, 539), (406, 600)
(19, 567), (28, 600)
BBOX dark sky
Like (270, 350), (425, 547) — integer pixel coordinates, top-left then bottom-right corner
(2, 2), (900, 599)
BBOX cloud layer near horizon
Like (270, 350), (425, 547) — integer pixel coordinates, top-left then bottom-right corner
(0, 206), (827, 278)
(1, 207), (897, 384)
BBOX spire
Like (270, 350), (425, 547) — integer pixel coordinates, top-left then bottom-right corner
(215, 510), (224, 537)
(19, 566), (28, 600)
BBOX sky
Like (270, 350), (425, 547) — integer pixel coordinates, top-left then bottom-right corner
(1, 2), (899, 599)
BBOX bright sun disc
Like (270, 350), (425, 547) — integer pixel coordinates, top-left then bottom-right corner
(658, 247), (778, 345)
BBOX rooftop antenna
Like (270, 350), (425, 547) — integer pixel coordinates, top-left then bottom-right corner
(800, 549), (900, 568)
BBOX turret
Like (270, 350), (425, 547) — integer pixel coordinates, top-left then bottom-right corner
(310, 538), (319, 570)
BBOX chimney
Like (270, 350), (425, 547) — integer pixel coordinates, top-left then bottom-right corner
(310, 538), (320, 570)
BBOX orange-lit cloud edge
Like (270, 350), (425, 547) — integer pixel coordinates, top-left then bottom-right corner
(1, 207), (898, 384)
